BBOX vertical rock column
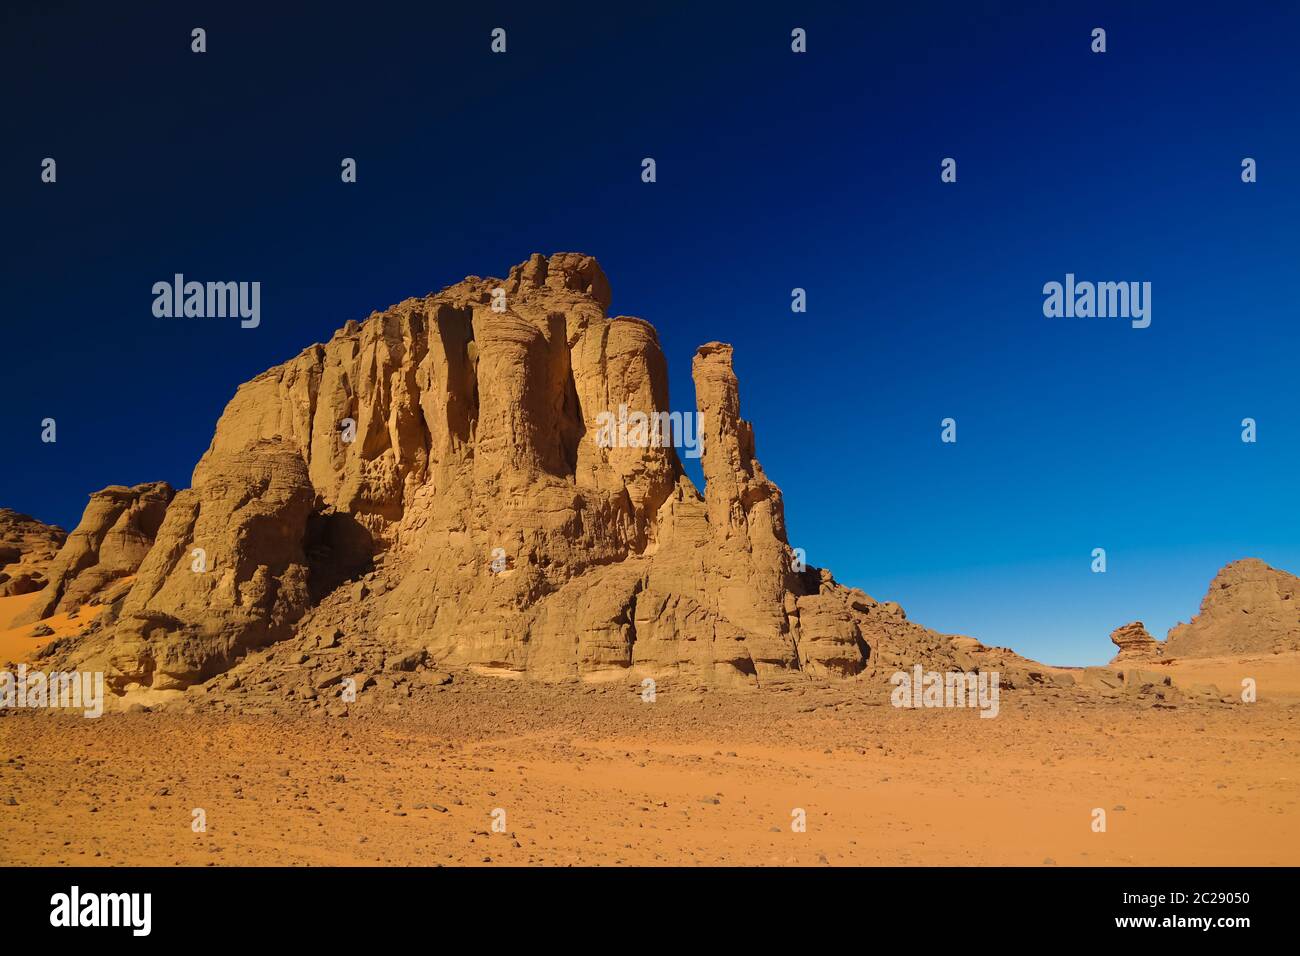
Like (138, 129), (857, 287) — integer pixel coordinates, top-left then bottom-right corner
(691, 343), (798, 676)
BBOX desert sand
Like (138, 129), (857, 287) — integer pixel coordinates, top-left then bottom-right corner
(0, 592), (103, 666)
(2, 653), (1298, 867)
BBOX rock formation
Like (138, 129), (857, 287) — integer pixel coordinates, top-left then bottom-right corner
(1108, 621), (1161, 664)
(1163, 558), (1300, 658)
(87, 444), (315, 689)
(37, 254), (1022, 694)
(0, 509), (66, 597)
(14, 483), (173, 624)
(1100, 558), (1300, 663)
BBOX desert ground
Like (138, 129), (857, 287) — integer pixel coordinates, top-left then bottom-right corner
(3, 595), (1298, 867)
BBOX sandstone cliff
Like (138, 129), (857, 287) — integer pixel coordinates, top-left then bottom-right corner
(39, 254), (1013, 693)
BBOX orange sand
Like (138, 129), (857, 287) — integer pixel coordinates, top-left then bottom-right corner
(1, 672), (1295, 866)
(0, 592), (104, 664)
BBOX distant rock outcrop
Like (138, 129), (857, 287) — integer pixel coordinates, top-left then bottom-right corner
(1109, 621), (1161, 664)
(13, 483), (172, 623)
(0, 509), (66, 597)
(1163, 559), (1300, 658)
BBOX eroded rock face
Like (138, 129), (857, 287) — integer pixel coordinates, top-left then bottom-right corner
(1163, 559), (1300, 658)
(1109, 621), (1161, 664)
(71, 442), (315, 691)
(44, 253), (997, 692)
(0, 509), (66, 597)
(14, 484), (172, 621)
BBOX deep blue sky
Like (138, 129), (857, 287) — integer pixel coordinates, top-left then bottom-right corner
(3, 2), (1297, 664)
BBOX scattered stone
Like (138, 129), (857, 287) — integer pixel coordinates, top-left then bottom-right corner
(315, 671), (346, 690)
(385, 649), (426, 673)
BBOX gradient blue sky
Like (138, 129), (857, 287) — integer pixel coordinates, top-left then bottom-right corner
(3, 1), (1297, 664)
